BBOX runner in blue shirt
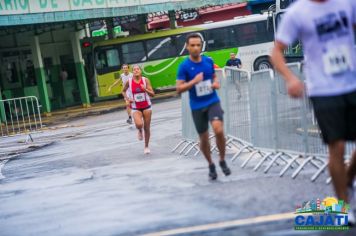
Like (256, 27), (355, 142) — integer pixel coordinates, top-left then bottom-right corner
(176, 33), (231, 180)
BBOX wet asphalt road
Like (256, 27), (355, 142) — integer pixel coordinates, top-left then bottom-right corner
(0, 97), (355, 236)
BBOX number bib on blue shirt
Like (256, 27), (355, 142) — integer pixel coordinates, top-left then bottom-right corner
(195, 80), (213, 97)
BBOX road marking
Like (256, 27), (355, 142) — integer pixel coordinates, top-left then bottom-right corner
(141, 212), (295, 236)
(0, 160), (9, 180)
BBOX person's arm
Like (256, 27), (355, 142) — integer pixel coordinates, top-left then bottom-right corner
(122, 80), (133, 102)
(176, 73), (203, 94)
(270, 41), (304, 98)
(226, 60), (231, 67)
(238, 59), (242, 69)
(211, 73), (220, 90)
(270, 4), (304, 98)
(211, 60), (220, 89)
(142, 78), (155, 97)
(176, 63), (203, 94)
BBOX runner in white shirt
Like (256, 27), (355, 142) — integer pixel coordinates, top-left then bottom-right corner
(108, 64), (133, 124)
(271, 0), (356, 225)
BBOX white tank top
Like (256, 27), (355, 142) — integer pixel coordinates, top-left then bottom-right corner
(121, 73), (133, 86)
(121, 73), (133, 97)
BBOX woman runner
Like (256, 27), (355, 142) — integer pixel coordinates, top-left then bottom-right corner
(122, 65), (155, 154)
(108, 64), (133, 124)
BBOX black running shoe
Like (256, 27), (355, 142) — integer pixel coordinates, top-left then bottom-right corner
(219, 160), (231, 176)
(209, 164), (218, 180)
(127, 117), (132, 124)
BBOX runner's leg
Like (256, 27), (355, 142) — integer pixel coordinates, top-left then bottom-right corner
(211, 119), (231, 176)
(199, 131), (213, 165)
(127, 105), (132, 118)
(211, 120), (225, 162)
(133, 110), (143, 140)
(199, 131), (217, 180)
(347, 149), (356, 187)
(192, 108), (217, 179)
(142, 109), (152, 149)
(126, 100), (132, 124)
(346, 92), (356, 187)
(328, 141), (348, 203)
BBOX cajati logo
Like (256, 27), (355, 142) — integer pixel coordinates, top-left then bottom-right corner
(294, 197), (350, 231)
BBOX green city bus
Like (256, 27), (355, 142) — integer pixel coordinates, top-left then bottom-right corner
(87, 13), (274, 98)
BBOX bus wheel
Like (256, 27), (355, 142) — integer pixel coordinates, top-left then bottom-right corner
(254, 57), (272, 71)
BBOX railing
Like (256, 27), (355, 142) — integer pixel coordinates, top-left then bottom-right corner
(173, 64), (355, 183)
(0, 96), (43, 142)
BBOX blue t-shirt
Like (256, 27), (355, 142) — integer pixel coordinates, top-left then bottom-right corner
(177, 56), (220, 110)
(226, 58), (242, 68)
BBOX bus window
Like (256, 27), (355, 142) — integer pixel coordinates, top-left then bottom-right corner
(280, 0), (297, 10)
(96, 51), (108, 70)
(121, 42), (146, 64)
(206, 27), (237, 50)
(95, 47), (121, 74)
(146, 37), (176, 60)
(174, 34), (189, 56)
(106, 49), (120, 67)
(236, 21), (273, 46)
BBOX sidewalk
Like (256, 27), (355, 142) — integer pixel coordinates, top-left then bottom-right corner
(41, 91), (178, 127)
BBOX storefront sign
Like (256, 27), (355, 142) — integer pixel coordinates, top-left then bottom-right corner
(0, 0), (185, 15)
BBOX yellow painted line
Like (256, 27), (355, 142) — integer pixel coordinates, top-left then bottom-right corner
(141, 212), (295, 236)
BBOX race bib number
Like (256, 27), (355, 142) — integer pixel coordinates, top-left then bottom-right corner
(134, 93), (146, 102)
(195, 80), (213, 97)
(323, 45), (353, 75)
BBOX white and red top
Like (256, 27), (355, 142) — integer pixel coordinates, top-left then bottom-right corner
(129, 76), (151, 109)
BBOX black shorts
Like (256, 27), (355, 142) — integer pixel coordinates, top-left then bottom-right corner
(191, 102), (224, 134)
(310, 90), (356, 144)
(132, 105), (151, 113)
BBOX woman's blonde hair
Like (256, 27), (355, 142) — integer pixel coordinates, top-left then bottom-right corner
(132, 64), (141, 70)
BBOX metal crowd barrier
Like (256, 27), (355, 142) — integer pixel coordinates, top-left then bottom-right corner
(171, 91), (200, 156)
(173, 63), (356, 183)
(0, 96), (43, 142)
(223, 67), (255, 161)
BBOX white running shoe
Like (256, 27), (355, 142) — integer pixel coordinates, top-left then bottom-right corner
(137, 130), (143, 141)
(144, 147), (150, 155)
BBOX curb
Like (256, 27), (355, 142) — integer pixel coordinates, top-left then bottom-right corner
(42, 92), (179, 126)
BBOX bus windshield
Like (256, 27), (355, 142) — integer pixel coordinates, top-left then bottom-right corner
(275, 10), (303, 58)
(279, 0), (298, 9)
